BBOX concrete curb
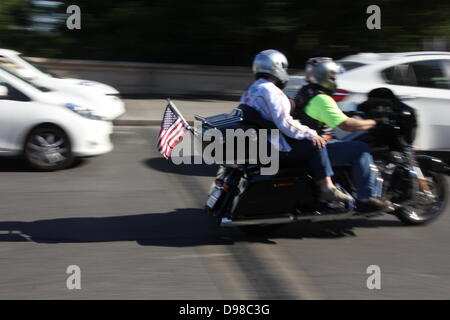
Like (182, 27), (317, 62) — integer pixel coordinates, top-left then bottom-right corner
(113, 119), (195, 126)
(113, 120), (160, 126)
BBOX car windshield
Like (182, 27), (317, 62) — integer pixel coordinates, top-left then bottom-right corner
(19, 54), (60, 78)
(338, 61), (367, 72)
(0, 65), (52, 92)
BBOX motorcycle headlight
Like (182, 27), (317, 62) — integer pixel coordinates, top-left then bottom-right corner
(65, 103), (102, 120)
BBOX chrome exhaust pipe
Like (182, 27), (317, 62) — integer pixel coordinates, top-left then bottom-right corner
(220, 208), (391, 227)
(220, 215), (296, 227)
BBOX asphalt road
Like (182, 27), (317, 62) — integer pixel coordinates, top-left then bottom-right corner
(0, 126), (450, 299)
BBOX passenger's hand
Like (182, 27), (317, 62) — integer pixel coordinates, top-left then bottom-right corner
(311, 135), (327, 149)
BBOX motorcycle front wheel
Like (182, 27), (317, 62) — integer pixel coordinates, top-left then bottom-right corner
(395, 170), (448, 225)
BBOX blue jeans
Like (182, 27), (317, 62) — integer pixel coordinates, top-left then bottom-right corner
(326, 140), (376, 200)
(281, 139), (376, 200)
(280, 139), (334, 181)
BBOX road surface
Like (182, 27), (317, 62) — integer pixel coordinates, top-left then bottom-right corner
(0, 126), (449, 299)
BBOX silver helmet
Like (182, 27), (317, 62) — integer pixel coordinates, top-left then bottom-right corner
(252, 49), (289, 87)
(305, 57), (343, 93)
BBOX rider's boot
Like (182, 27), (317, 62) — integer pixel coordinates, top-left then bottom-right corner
(319, 186), (353, 203)
(356, 198), (393, 213)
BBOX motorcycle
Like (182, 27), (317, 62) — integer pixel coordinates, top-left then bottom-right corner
(194, 89), (450, 234)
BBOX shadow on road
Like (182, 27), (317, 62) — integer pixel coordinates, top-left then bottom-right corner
(0, 208), (404, 246)
(144, 157), (218, 177)
(0, 158), (34, 172)
(0, 158), (87, 173)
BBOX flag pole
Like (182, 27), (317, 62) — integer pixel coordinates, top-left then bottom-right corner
(167, 98), (195, 134)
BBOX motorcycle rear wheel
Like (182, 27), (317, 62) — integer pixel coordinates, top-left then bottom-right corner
(395, 170), (448, 225)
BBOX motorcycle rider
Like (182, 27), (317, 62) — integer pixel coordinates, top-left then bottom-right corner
(294, 57), (392, 212)
(241, 49), (351, 202)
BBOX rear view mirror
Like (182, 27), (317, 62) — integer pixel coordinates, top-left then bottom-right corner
(0, 85), (8, 98)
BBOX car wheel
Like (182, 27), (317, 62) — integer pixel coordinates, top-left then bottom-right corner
(24, 125), (74, 171)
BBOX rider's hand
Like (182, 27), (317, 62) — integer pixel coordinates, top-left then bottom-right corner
(370, 118), (395, 142)
(375, 117), (390, 126)
(372, 118), (392, 133)
(311, 135), (327, 149)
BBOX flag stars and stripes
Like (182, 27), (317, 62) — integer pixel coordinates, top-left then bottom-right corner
(157, 102), (189, 159)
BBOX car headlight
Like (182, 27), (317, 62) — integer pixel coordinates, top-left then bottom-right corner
(65, 103), (103, 120)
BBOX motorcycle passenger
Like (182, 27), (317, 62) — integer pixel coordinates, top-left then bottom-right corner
(241, 49), (352, 203)
(294, 57), (392, 212)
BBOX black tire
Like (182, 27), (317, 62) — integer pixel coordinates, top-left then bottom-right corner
(395, 170), (448, 225)
(24, 125), (75, 171)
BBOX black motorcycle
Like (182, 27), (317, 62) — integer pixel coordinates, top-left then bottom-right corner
(195, 90), (449, 234)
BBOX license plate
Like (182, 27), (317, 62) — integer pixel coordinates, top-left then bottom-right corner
(206, 187), (223, 209)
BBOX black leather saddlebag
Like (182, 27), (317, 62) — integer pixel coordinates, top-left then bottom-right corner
(229, 168), (315, 218)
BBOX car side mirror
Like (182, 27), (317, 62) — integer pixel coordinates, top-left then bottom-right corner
(0, 85), (8, 98)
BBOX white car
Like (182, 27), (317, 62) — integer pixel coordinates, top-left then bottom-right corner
(0, 65), (113, 171)
(0, 49), (125, 120)
(285, 52), (450, 154)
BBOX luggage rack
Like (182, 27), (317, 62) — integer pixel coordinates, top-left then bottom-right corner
(194, 108), (243, 128)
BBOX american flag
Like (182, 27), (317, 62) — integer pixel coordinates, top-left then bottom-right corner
(157, 101), (189, 159)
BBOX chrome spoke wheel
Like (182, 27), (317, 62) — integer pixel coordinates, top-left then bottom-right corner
(396, 171), (448, 225)
(24, 126), (74, 171)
